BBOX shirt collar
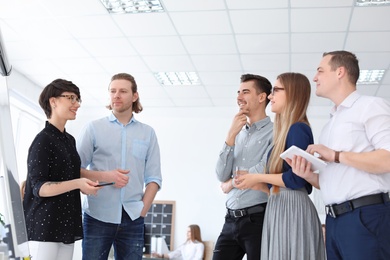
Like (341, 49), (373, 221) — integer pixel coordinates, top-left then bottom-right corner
(246, 116), (271, 131)
(108, 112), (137, 125)
(45, 121), (68, 138)
(331, 91), (360, 115)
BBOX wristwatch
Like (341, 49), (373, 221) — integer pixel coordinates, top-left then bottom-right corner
(335, 151), (341, 163)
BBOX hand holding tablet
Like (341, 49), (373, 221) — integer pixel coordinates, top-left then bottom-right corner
(280, 145), (327, 172)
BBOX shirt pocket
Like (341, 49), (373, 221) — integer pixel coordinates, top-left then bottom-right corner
(132, 139), (149, 160)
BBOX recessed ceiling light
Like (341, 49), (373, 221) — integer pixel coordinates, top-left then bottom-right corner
(154, 72), (200, 86)
(357, 70), (385, 84)
(100, 0), (164, 14)
(356, 0), (390, 6)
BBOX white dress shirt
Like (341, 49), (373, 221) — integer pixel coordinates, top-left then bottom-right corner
(318, 91), (390, 205)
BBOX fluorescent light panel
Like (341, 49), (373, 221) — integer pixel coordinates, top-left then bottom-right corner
(154, 72), (200, 86)
(356, 0), (390, 6)
(100, 0), (164, 14)
(357, 70), (385, 84)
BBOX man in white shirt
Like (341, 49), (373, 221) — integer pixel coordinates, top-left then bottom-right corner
(291, 50), (390, 260)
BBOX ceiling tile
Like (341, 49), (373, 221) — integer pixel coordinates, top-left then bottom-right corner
(51, 58), (105, 74)
(181, 35), (237, 55)
(291, 33), (345, 52)
(205, 86), (238, 99)
(164, 86), (210, 99)
(142, 98), (175, 107)
(4, 18), (72, 40)
(142, 55), (195, 71)
(66, 73), (110, 90)
(24, 73), (70, 89)
(291, 0), (354, 7)
(241, 54), (289, 72)
(31, 39), (91, 59)
(139, 86), (170, 99)
(173, 98), (214, 107)
(170, 11), (232, 35)
(236, 34), (289, 54)
(113, 13), (176, 36)
(350, 6), (390, 31)
(78, 37), (137, 57)
(0, 21), (21, 41)
(132, 72), (161, 87)
(346, 32), (390, 52)
(291, 8), (351, 32)
(162, 0), (226, 11)
(4, 41), (38, 60)
(40, 0), (107, 16)
(11, 59), (64, 77)
(354, 52), (390, 69)
(198, 71), (242, 86)
(211, 98), (237, 107)
(377, 85), (390, 98)
(230, 10), (289, 33)
(382, 73), (390, 84)
(192, 55), (242, 71)
(58, 15), (123, 38)
(0, 0), (50, 19)
(96, 56), (150, 74)
(226, 0), (289, 9)
(357, 84), (380, 97)
(130, 36), (186, 55)
(291, 53), (323, 71)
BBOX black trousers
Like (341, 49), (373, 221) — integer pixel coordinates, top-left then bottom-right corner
(212, 210), (265, 260)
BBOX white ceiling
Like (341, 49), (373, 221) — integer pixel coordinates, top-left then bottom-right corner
(0, 0), (390, 116)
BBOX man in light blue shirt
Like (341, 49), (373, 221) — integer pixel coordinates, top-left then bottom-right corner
(77, 73), (162, 260)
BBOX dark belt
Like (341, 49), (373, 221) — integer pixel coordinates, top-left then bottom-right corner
(227, 203), (266, 218)
(326, 192), (390, 218)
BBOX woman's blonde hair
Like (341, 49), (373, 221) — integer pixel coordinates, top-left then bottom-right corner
(267, 73), (311, 192)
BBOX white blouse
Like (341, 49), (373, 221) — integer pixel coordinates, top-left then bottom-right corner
(168, 240), (204, 260)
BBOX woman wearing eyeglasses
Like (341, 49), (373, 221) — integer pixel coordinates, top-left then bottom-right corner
(235, 73), (326, 260)
(23, 79), (101, 260)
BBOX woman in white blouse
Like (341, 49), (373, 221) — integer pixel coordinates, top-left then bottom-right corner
(154, 224), (204, 260)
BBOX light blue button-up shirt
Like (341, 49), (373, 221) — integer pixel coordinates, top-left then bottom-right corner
(77, 113), (162, 223)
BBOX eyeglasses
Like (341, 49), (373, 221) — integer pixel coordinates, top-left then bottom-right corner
(59, 95), (82, 104)
(271, 87), (285, 95)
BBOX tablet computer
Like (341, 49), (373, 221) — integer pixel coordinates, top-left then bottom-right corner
(280, 145), (327, 172)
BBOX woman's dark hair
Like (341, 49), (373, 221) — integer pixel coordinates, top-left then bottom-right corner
(39, 79), (80, 118)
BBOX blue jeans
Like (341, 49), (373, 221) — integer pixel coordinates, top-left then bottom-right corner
(82, 209), (144, 260)
(326, 201), (390, 260)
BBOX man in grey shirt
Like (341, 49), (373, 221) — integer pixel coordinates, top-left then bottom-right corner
(213, 74), (273, 260)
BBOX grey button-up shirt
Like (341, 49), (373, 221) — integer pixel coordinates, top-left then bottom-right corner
(216, 116), (273, 209)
